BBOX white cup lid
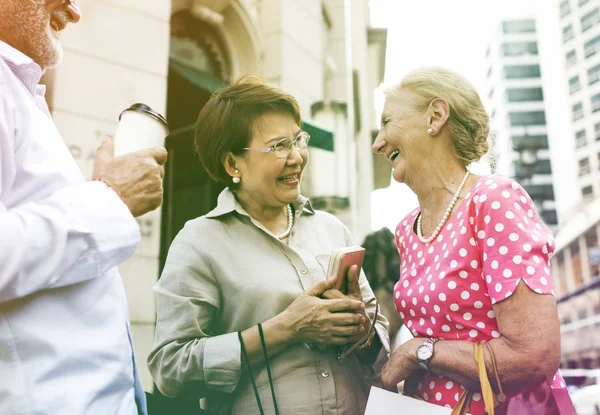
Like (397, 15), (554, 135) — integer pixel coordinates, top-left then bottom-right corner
(119, 103), (169, 134)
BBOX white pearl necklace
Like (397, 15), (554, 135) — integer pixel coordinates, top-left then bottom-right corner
(276, 205), (294, 240)
(417, 171), (470, 245)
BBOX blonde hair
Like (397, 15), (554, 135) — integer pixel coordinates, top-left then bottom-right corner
(388, 67), (490, 166)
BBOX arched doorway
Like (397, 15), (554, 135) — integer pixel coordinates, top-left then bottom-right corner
(159, 11), (231, 274)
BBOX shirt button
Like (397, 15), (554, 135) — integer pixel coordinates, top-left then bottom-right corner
(301, 269), (308, 274)
(321, 371), (329, 378)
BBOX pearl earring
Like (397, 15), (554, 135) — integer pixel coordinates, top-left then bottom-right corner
(232, 169), (241, 184)
(427, 128), (435, 134)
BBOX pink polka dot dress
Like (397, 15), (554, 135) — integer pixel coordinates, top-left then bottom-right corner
(393, 175), (568, 414)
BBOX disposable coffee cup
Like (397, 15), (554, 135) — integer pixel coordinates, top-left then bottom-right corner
(113, 103), (169, 156)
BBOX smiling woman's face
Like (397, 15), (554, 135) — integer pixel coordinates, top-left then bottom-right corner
(373, 88), (430, 185)
(229, 111), (309, 210)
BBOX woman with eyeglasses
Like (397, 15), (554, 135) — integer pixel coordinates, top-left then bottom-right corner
(148, 76), (389, 415)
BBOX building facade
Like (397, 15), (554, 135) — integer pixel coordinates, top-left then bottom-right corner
(541, 0), (600, 384)
(551, 198), (600, 383)
(517, 0), (600, 384)
(485, 18), (559, 229)
(45, 0), (387, 391)
(558, 0), (600, 199)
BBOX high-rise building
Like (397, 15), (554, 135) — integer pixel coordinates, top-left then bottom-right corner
(558, 0), (600, 198)
(485, 18), (559, 229)
(536, 0), (600, 383)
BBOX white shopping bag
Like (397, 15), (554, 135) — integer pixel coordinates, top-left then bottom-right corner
(365, 386), (457, 415)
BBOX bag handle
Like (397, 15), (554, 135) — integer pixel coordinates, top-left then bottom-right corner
(238, 323), (280, 415)
(337, 297), (379, 363)
(258, 323), (280, 414)
(451, 342), (505, 415)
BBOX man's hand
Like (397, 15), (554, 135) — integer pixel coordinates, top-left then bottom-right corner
(92, 138), (167, 217)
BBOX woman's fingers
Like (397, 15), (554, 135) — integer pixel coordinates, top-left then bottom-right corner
(306, 276), (337, 297)
(325, 298), (365, 313)
(329, 312), (365, 326)
(330, 324), (364, 336)
(321, 288), (344, 300)
(346, 265), (362, 298)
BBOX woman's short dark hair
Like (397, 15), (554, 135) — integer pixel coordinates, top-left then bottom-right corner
(194, 76), (302, 185)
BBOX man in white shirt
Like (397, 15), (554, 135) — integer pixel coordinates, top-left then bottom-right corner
(0, 1), (167, 413)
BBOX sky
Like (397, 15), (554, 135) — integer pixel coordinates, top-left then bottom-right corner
(367, 0), (543, 232)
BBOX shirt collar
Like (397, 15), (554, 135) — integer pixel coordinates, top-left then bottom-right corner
(206, 187), (315, 219)
(0, 41), (44, 95)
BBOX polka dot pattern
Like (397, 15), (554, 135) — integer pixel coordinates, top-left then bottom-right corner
(393, 175), (563, 414)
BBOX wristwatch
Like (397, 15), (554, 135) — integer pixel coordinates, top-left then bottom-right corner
(416, 338), (440, 371)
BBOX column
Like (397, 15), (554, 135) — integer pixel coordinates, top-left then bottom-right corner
(579, 235), (592, 283)
(563, 245), (576, 292)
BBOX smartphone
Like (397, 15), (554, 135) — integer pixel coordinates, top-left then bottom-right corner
(326, 247), (366, 294)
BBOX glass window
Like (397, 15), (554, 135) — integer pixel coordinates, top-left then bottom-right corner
(502, 20), (536, 34)
(513, 159), (553, 178)
(584, 34), (600, 58)
(581, 8), (600, 32)
(582, 185), (594, 196)
(589, 63), (600, 85)
(592, 93), (600, 112)
(566, 50), (577, 67)
(560, 0), (571, 18)
(502, 42), (538, 56)
(509, 111), (547, 126)
(580, 0), (591, 6)
(563, 24), (575, 43)
(573, 102), (584, 120)
(579, 157), (591, 176)
(511, 134), (549, 150)
(541, 210), (558, 226)
(523, 183), (555, 200)
(506, 87), (544, 102)
(595, 122), (600, 140)
(569, 75), (581, 93)
(576, 129), (588, 148)
(504, 65), (541, 79)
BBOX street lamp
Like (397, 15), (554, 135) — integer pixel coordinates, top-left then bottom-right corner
(514, 128), (547, 219)
(515, 128), (539, 181)
(517, 146), (538, 179)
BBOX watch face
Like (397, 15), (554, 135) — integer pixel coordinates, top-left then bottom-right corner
(417, 344), (433, 361)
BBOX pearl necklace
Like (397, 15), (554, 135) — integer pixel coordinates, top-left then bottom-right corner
(417, 171), (470, 245)
(276, 205), (294, 240)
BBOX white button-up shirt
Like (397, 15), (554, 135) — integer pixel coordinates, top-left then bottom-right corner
(0, 41), (147, 415)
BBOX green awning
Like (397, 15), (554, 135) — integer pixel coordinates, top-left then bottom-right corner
(169, 58), (225, 92)
(303, 121), (334, 151)
(169, 58), (334, 152)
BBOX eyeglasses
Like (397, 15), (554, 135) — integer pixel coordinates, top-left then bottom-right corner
(242, 131), (311, 159)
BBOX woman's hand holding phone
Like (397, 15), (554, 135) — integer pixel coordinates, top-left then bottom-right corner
(322, 265), (370, 342)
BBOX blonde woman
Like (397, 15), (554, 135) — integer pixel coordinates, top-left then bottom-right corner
(373, 67), (569, 414)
